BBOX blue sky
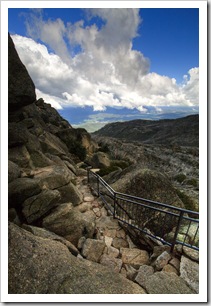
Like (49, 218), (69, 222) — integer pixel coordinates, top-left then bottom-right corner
(8, 6), (199, 132)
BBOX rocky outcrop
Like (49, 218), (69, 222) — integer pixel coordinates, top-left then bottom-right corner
(9, 222), (146, 294)
(8, 34), (36, 111)
(144, 271), (195, 294)
(7, 33), (199, 295)
(111, 168), (184, 208)
(42, 203), (95, 246)
(86, 152), (111, 168)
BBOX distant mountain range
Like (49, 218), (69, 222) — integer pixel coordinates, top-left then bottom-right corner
(93, 114), (199, 147)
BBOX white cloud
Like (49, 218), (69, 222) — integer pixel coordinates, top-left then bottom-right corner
(11, 8), (199, 114)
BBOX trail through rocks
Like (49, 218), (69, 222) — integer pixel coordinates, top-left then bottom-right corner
(75, 172), (199, 294)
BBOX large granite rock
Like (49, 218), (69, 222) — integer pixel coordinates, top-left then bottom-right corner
(144, 271), (196, 294)
(8, 161), (21, 183)
(87, 152), (111, 168)
(42, 203), (95, 246)
(22, 189), (61, 223)
(8, 34), (36, 111)
(8, 222), (146, 294)
(32, 165), (73, 189)
(82, 238), (106, 262)
(120, 248), (149, 268)
(22, 224), (79, 256)
(8, 178), (42, 208)
(180, 255), (199, 293)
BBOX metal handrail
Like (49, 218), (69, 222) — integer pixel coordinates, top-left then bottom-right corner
(87, 166), (199, 253)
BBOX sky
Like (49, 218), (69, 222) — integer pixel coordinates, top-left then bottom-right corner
(8, 6), (199, 132)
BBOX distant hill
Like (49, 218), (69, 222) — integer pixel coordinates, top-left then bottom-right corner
(93, 115), (199, 147)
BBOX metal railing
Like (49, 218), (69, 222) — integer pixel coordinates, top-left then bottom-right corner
(87, 167), (199, 253)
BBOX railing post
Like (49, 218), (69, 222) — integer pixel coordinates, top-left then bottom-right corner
(170, 210), (184, 253)
(113, 192), (116, 219)
(87, 167), (90, 184)
(97, 175), (100, 197)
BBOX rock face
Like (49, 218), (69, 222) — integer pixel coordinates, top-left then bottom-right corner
(8, 33), (36, 110)
(8, 222), (146, 294)
(8, 33), (95, 225)
(42, 203), (95, 246)
(144, 271), (195, 294)
(7, 33), (199, 295)
(111, 168), (184, 208)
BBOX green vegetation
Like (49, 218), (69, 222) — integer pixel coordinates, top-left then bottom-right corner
(97, 143), (110, 153)
(97, 165), (120, 176)
(68, 140), (87, 161)
(176, 189), (198, 215)
(97, 160), (129, 176)
(186, 178), (198, 188)
(174, 173), (186, 183)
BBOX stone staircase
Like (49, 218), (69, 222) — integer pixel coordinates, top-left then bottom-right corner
(75, 172), (199, 294)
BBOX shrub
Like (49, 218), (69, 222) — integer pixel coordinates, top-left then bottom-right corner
(186, 178), (198, 188)
(176, 189), (198, 215)
(96, 165), (120, 177)
(98, 144), (110, 153)
(174, 173), (186, 183)
(68, 140), (87, 161)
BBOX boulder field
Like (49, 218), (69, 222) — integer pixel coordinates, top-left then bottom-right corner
(7, 33), (199, 295)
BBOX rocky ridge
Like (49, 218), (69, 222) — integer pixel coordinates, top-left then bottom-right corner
(7, 33), (199, 295)
(93, 115), (199, 147)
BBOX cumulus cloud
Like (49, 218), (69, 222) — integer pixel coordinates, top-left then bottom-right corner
(11, 8), (199, 114)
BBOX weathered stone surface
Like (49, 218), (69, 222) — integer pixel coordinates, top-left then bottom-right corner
(76, 168), (87, 176)
(124, 264), (138, 281)
(112, 237), (129, 249)
(8, 208), (21, 225)
(104, 236), (113, 247)
(8, 33), (36, 111)
(8, 222), (146, 294)
(8, 161), (21, 183)
(96, 216), (120, 230)
(8, 178), (42, 208)
(22, 224), (79, 256)
(39, 131), (69, 156)
(32, 165), (72, 189)
(182, 246), (199, 262)
(135, 265), (154, 288)
(180, 255), (199, 293)
(103, 228), (117, 238)
(112, 168), (184, 210)
(120, 248), (150, 268)
(100, 254), (122, 273)
(162, 264), (179, 275)
(29, 150), (54, 168)
(77, 202), (92, 213)
(8, 145), (31, 169)
(82, 238), (106, 262)
(116, 229), (126, 239)
(145, 271), (196, 294)
(126, 235), (137, 248)
(42, 203), (95, 246)
(8, 123), (32, 148)
(169, 257), (180, 272)
(150, 245), (171, 260)
(106, 246), (120, 258)
(57, 182), (83, 206)
(154, 251), (171, 271)
(77, 236), (86, 250)
(22, 189), (61, 223)
(87, 152), (111, 168)
(63, 160), (77, 175)
(84, 195), (95, 202)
